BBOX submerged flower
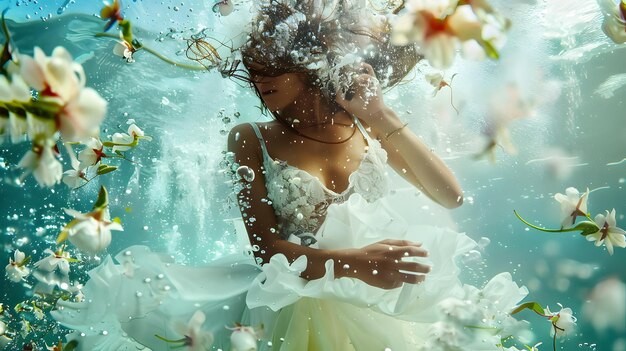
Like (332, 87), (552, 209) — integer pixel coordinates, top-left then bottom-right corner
(0, 74), (32, 142)
(554, 187), (589, 229)
(213, 0), (234, 16)
(391, 0), (459, 69)
(78, 137), (106, 168)
(5, 249), (30, 282)
(173, 311), (214, 351)
(62, 165), (88, 189)
(34, 248), (72, 275)
(110, 123), (151, 152)
(545, 304), (576, 337)
(391, 0), (509, 69)
(0, 321), (10, 348)
(426, 72), (446, 95)
(598, 0), (626, 44)
(19, 47), (107, 141)
(586, 209), (626, 255)
(62, 207), (123, 253)
(18, 139), (63, 187)
(228, 325), (260, 351)
(113, 40), (135, 63)
(101, 0), (124, 32)
(46, 341), (64, 351)
(583, 277), (626, 333)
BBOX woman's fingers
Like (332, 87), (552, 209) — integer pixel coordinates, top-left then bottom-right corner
(397, 261), (431, 274)
(400, 273), (426, 284)
(389, 246), (428, 259)
(378, 239), (422, 247)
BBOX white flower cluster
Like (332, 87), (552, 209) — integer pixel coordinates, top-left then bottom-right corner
(418, 273), (531, 351)
(63, 121), (151, 189)
(391, 0), (511, 69)
(555, 187), (626, 255)
(0, 46), (107, 187)
(162, 311), (261, 351)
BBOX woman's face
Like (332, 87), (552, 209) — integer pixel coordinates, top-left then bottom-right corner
(247, 63), (309, 112)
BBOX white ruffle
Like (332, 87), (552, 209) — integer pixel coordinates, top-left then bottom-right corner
(247, 194), (477, 321)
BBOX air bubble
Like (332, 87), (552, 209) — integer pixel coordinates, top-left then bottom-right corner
(236, 166), (255, 182)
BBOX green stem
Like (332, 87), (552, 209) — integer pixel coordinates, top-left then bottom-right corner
(140, 45), (206, 70)
(553, 325), (557, 351)
(154, 334), (187, 343)
(94, 33), (206, 70)
(72, 175), (97, 191)
(513, 211), (581, 233)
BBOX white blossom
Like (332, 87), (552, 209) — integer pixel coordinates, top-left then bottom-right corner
(62, 165), (88, 189)
(62, 207), (123, 253)
(229, 325), (259, 351)
(34, 248), (71, 275)
(111, 123), (150, 152)
(391, 0), (509, 69)
(18, 139), (63, 187)
(583, 277), (626, 333)
(5, 249), (30, 282)
(545, 304), (576, 337)
(173, 311), (214, 351)
(214, 0), (234, 16)
(554, 187), (589, 229)
(78, 137), (105, 168)
(0, 321), (10, 349)
(19, 46), (106, 141)
(113, 40), (135, 63)
(587, 209), (626, 255)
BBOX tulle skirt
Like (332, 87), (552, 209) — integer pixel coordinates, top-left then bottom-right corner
(52, 193), (517, 351)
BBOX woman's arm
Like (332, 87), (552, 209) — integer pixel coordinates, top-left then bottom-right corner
(367, 107), (464, 209)
(228, 123), (429, 289)
(335, 63), (463, 209)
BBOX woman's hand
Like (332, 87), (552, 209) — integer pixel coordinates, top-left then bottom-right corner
(334, 63), (385, 121)
(336, 239), (431, 290)
(334, 62), (403, 136)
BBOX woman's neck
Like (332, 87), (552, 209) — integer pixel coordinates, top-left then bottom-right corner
(277, 87), (352, 128)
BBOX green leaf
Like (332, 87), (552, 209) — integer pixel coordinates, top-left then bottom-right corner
(63, 340), (79, 351)
(22, 100), (63, 119)
(20, 256), (32, 267)
(96, 165), (118, 175)
(482, 40), (500, 60)
(119, 20), (134, 48)
(1, 8), (13, 76)
(511, 301), (545, 316)
(93, 185), (109, 210)
(575, 220), (601, 236)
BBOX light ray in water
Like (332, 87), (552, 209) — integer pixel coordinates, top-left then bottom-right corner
(607, 158), (626, 166)
(595, 74), (626, 99)
(525, 156), (579, 165)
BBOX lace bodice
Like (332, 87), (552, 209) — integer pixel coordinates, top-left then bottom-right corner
(250, 120), (389, 246)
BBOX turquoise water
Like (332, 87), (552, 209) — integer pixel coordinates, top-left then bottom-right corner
(0, 0), (625, 350)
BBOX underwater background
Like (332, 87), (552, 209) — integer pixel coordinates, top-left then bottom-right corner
(0, 0), (624, 350)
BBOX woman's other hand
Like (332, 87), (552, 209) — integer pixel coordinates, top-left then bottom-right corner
(336, 239), (430, 290)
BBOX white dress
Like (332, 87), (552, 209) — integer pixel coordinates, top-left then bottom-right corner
(52, 120), (528, 351)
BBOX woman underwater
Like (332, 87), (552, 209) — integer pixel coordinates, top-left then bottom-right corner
(52, 1), (527, 350)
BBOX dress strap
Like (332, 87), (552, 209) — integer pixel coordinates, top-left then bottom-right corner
(249, 123), (270, 161)
(353, 117), (371, 141)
